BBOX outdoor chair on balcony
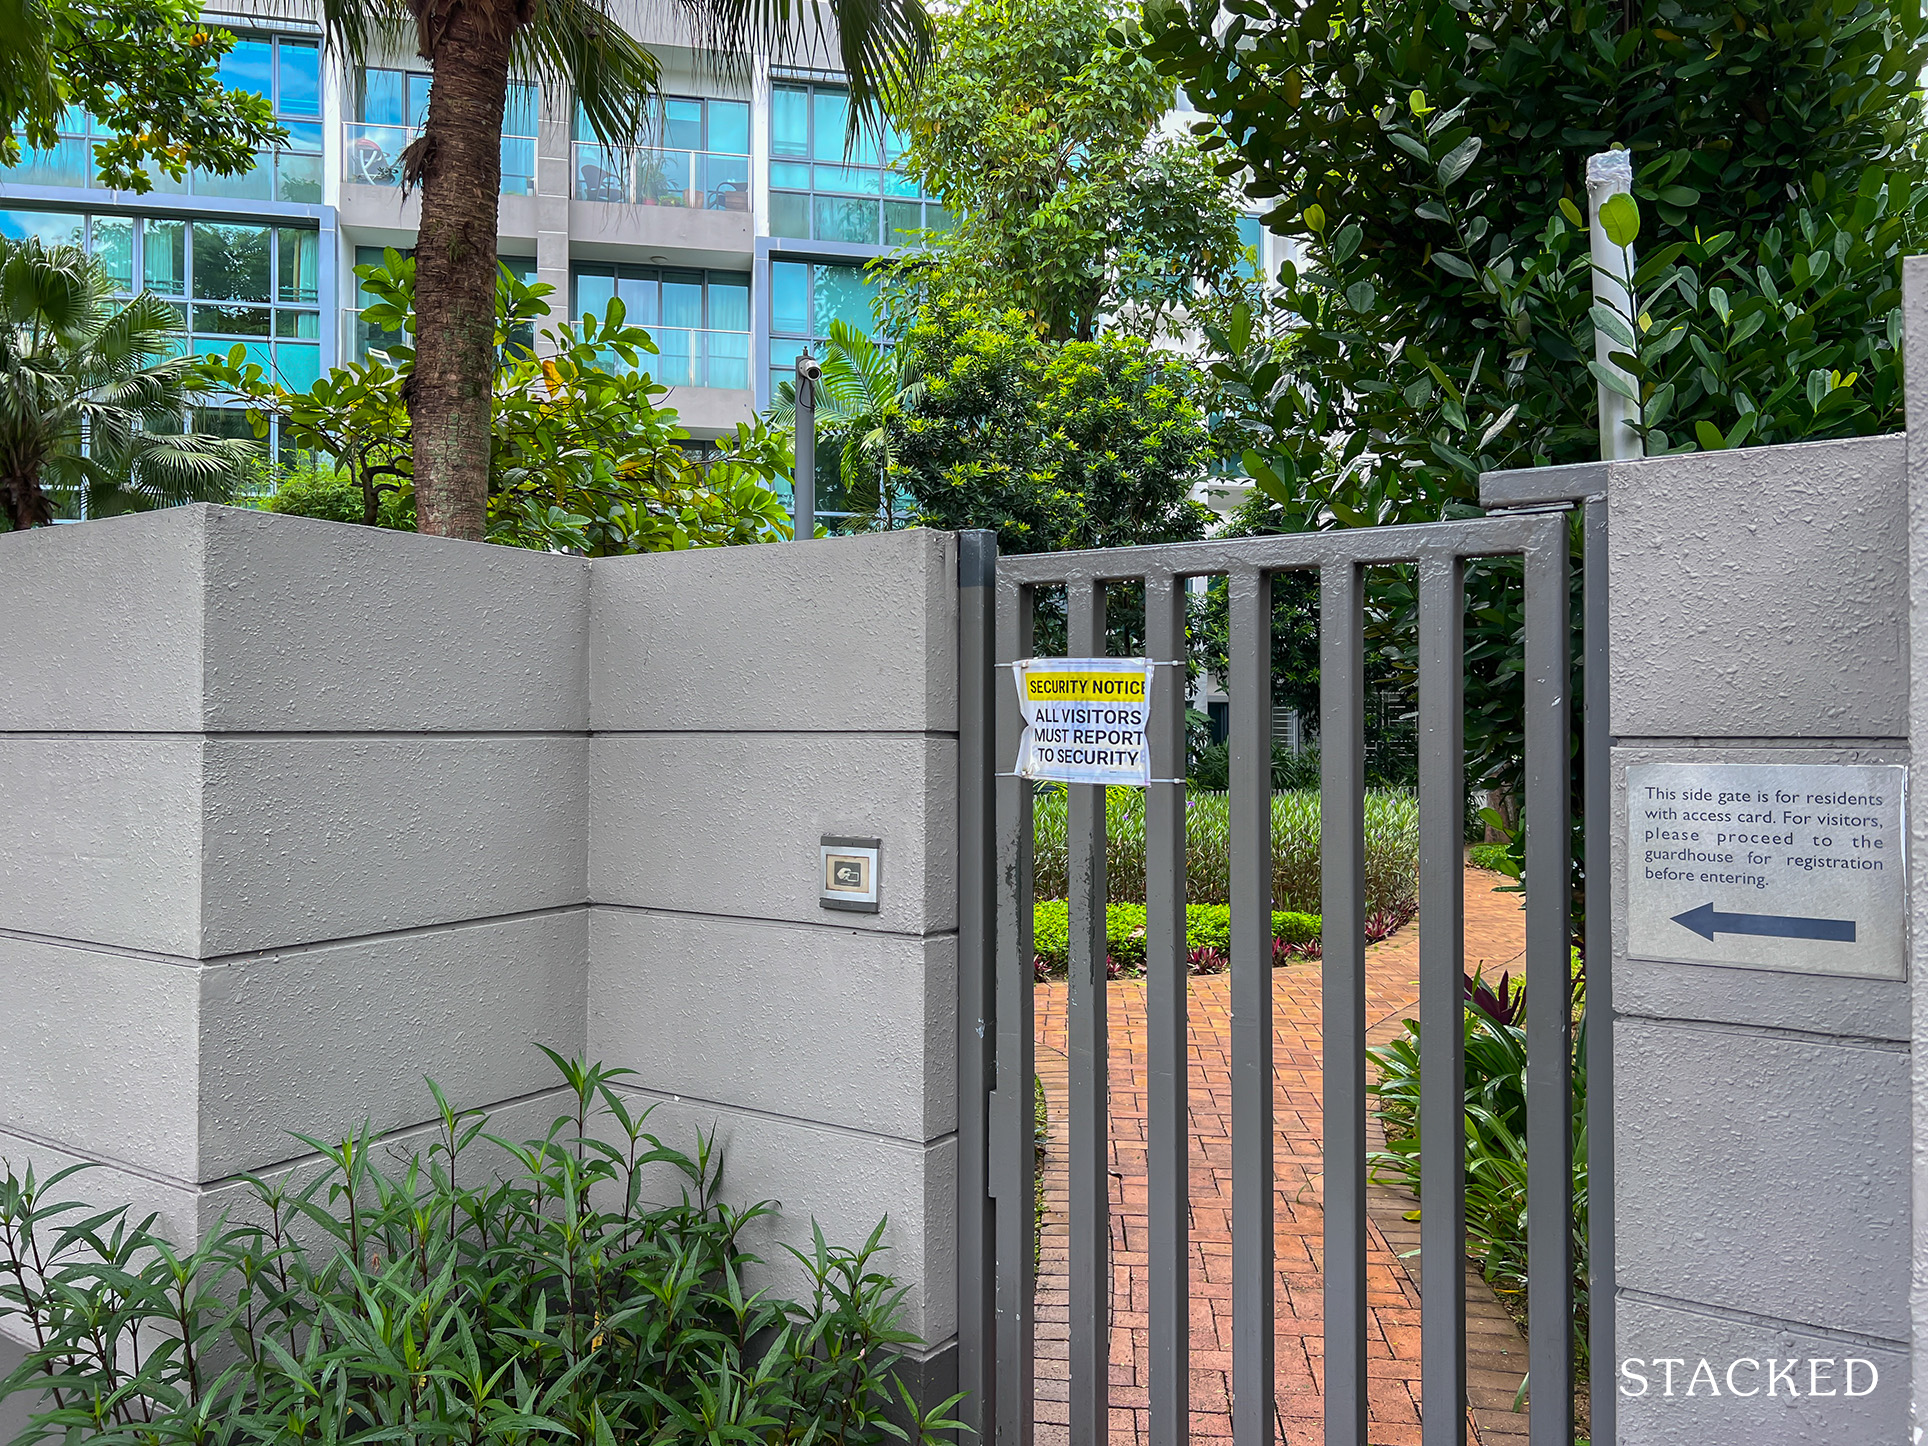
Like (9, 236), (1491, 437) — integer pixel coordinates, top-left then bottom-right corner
(579, 165), (624, 203)
(348, 136), (401, 187)
(712, 179), (750, 212)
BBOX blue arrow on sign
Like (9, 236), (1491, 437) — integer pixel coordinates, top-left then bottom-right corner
(1671, 902), (1855, 943)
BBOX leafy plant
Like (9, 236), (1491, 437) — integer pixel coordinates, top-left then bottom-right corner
(0, 1050), (963, 1445)
(767, 319), (925, 529)
(0, 0), (282, 192)
(202, 252), (795, 554)
(0, 239), (252, 530)
(883, 0), (1250, 345)
(1032, 785), (1421, 918)
(1369, 988), (1590, 1363)
(886, 296), (1215, 556)
(1030, 899), (1321, 976)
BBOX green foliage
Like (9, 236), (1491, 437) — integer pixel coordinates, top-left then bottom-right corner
(0, 1051), (962, 1445)
(1146, 0), (1928, 894)
(1031, 785), (1420, 918)
(889, 297), (1214, 554)
(0, 0), (283, 192)
(884, 0), (1248, 343)
(1369, 1001), (1591, 1362)
(1186, 738), (1323, 792)
(201, 252), (795, 554)
(1030, 899), (1320, 972)
(1145, 0), (1928, 516)
(0, 239), (252, 530)
(265, 463), (415, 529)
(1469, 841), (1516, 874)
(768, 319), (923, 528)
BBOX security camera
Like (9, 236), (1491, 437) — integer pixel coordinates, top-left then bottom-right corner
(795, 353), (822, 383)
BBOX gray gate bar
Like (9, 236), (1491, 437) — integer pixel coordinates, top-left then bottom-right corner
(1523, 527), (1574, 1446)
(983, 508), (1576, 1446)
(1416, 553), (1467, 1446)
(1228, 566), (1275, 1446)
(1320, 562), (1367, 1446)
(1582, 497), (1612, 1446)
(992, 575), (1036, 1446)
(1067, 580), (1111, 1446)
(1144, 576), (1191, 1446)
(957, 531), (999, 1445)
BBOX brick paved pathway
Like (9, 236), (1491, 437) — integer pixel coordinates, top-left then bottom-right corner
(1033, 867), (1531, 1446)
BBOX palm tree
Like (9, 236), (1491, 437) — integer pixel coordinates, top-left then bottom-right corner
(0, 240), (252, 531)
(320, 0), (931, 541)
(769, 318), (924, 527)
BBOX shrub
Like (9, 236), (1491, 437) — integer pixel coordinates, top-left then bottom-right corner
(1031, 900), (1320, 976)
(0, 1051), (960, 1446)
(1368, 985), (1590, 1363)
(1032, 786), (1420, 919)
(266, 465), (415, 529)
(1468, 841), (1513, 874)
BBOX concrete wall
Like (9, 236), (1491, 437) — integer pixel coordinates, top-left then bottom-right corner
(586, 529), (961, 1392)
(0, 510), (960, 1398)
(1606, 431), (1913, 1443)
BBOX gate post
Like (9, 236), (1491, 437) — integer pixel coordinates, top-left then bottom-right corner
(957, 531), (999, 1442)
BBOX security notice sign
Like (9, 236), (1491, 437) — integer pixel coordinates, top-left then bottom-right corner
(1626, 761), (1907, 979)
(1012, 657), (1154, 787)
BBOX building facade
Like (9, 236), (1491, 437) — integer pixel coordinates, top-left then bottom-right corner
(0, 2), (957, 505)
(0, 4), (1286, 522)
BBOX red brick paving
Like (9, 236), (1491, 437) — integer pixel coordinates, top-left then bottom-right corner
(1033, 867), (1531, 1446)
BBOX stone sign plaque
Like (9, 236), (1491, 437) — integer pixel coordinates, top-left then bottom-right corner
(1626, 761), (1907, 979)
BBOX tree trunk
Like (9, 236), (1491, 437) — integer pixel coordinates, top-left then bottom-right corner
(408, 1), (517, 540)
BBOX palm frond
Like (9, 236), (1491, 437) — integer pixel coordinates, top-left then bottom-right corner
(672, 0), (929, 128)
(314, 0), (413, 72)
(519, 0), (661, 146)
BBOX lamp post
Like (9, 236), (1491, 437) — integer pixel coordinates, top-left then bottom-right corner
(793, 349), (821, 541)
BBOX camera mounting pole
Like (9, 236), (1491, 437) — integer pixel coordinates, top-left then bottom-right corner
(793, 349), (821, 542)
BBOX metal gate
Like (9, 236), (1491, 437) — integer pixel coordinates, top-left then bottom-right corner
(954, 475), (1610, 1446)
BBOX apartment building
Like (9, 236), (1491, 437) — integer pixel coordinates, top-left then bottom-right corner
(0, 2), (955, 502)
(0, 6), (1288, 525)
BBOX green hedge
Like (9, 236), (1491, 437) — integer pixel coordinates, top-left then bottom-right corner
(1032, 900), (1320, 972)
(1032, 787), (1419, 919)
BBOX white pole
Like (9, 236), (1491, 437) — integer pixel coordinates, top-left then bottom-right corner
(1586, 149), (1645, 461)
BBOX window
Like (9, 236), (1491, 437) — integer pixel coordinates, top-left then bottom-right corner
(767, 83), (949, 246)
(1, 33), (323, 202)
(0, 208), (326, 491)
(572, 95), (750, 210)
(569, 264), (751, 389)
(767, 259), (873, 396)
(1237, 214), (1266, 282)
(349, 71), (537, 195)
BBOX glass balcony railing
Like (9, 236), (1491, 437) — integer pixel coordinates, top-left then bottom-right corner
(2, 136), (322, 203)
(572, 143), (750, 211)
(645, 327), (749, 389)
(343, 310), (745, 389)
(343, 123), (536, 196)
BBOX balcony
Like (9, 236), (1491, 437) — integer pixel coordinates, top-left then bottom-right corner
(572, 144), (750, 212)
(640, 328), (749, 390)
(343, 124), (536, 196)
(2, 135), (323, 204)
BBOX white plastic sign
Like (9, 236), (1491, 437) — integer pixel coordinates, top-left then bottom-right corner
(1012, 657), (1154, 787)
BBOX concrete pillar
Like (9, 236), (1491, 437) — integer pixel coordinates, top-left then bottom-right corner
(1607, 431), (1911, 1442)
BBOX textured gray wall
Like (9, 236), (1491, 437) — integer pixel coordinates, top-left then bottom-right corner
(0, 511), (960, 1394)
(1607, 434), (1913, 1443)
